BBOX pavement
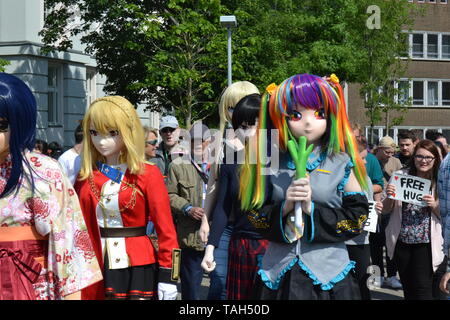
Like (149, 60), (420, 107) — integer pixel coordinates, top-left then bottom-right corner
(369, 283), (404, 300)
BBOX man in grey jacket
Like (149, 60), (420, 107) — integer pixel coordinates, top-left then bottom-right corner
(155, 115), (187, 180)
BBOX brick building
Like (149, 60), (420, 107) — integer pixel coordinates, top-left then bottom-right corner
(347, 0), (450, 144)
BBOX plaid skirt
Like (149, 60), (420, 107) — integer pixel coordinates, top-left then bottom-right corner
(226, 236), (269, 300)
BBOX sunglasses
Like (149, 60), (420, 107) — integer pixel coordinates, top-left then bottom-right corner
(146, 139), (158, 146)
(0, 120), (9, 132)
(161, 127), (176, 134)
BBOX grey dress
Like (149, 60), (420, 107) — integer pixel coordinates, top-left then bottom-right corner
(249, 149), (369, 298)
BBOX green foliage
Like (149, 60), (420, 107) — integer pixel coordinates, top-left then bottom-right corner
(0, 58), (9, 72)
(226, 0), (363, 88)
(39, 0), (418, 130)
(40, 0), (227, 128)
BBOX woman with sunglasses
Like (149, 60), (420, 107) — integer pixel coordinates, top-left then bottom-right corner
(0, 73), (102, 299)
(383, 139), (445, 300)
(143, 126), (164, 173)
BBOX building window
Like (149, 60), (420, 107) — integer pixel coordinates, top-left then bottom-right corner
(412, 34), (424, 58)
(427, 34), (438, 58)
(399, 79), (450, 107)
(408, 32), (450, 60)
(365, 126), (450, 145)
(427, 81), (439, 106)
(440, 0), (447, 4)
(442, 35), (450, 58)
(48, 65), (62, 126)
(412, 81), (424, 105)
(86, 69), (97, 109)
(398, 81), (410, 105)
(443, 82), (450, 106)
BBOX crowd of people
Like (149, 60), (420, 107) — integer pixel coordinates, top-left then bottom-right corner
(33, 139), (63, 160)
(352, 125), (450, 300)
(0, 72), (449, 301)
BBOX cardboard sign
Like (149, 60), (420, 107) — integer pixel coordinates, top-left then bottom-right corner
(387, 173), (432, 206)
(363, 201), (378, 233)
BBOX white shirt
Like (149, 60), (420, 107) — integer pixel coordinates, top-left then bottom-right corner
(96, 163), (130, 269)
(58, 148), (81, 186)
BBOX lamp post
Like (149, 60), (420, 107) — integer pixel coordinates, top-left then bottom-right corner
(220, 15), (237, 86)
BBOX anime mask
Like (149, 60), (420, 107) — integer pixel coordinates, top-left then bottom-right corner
(89, 127), (125, 161)
(287, 107), (327, 145)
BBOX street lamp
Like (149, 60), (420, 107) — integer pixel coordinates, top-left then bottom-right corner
(220, 15), (237, 86)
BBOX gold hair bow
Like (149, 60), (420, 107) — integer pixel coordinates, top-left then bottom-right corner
(266, 83), (278, 95)
(329, 74), (339, 84)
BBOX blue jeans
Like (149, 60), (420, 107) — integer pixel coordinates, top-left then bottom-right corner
(207, 224), (233, 300)
(180, 248), (204, 300)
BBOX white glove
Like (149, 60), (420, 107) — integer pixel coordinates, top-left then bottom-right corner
(158, 282), (178, 300)
(201, 244), (216, 273)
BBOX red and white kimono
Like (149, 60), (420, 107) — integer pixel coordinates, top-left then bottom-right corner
(75, 163), (179, 300)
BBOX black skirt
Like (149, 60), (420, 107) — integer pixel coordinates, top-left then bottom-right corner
(103, 253), (158, 300)
(253, 263), (361, 300)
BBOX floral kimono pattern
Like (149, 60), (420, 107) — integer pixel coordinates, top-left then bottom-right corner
(0, 152), (102, 300)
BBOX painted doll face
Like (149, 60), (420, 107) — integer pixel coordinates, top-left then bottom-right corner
(89, 124), (125, 160)
(287, 106), (327, 145)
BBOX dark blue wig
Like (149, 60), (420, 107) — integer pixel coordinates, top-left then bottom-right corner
(0, 73), (37, 197)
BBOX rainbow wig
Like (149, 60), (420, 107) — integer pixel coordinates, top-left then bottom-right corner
(0, 73), (37, 197)
(240, 73), (367, 211)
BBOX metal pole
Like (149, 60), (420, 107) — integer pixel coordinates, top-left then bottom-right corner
(227, 28), (232, 86)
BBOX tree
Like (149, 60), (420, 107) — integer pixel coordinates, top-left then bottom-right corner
(0, 58), (9, 72)
(40, 0), (418, 131)
(224, 0), (363, 87)
(347, 0), (420, 144)
(40, 0), (228, 128)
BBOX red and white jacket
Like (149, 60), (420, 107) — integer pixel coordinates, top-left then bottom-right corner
(75, 163), (179, 300)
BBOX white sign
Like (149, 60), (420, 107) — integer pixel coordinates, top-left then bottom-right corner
(387, 173), (432, 206)
(363, 201), (378, 233)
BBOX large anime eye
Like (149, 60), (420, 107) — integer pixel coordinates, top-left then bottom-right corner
(314, 108), (325, 120)
(0, 120), (9, 132)
(89, 129), (98, 136)
(287, 111), (302, 121)
(109, 130), (120, 137)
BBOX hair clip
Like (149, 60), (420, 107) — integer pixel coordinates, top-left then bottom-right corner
(328, 74), (339, 84)
(265, 83), (277, 96)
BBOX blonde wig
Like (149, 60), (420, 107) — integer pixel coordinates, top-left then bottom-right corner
(78, 96), (146, 180)
(218, 81), (260, 135)
(214, 81), (260, 171)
